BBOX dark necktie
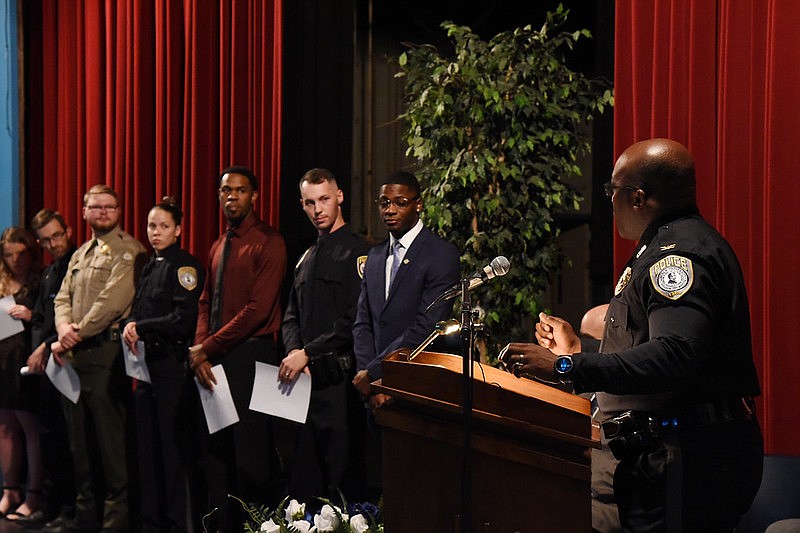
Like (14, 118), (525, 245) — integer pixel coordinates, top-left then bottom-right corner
(209, 229), (234, 333)
(389, 240), (403, 289)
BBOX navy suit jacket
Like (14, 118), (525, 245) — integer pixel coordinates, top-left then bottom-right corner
(353, 225), (461, 379)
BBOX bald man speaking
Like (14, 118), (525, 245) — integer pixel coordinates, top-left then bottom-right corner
(503, 139), (763, 531)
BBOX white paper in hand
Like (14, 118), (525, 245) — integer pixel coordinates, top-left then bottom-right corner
(45, 353), (81, 404)
(121, 340), (151, 383)
(249, 362), (311, 424)
(0, 295), (24, 342)
(195, 365), (239, 434)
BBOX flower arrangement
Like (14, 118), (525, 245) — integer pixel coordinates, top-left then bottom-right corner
(232, 494), (383, 533)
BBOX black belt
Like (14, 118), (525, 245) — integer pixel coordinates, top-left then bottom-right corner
(603, 397), (756, 459)
(77, 326), (120, 348)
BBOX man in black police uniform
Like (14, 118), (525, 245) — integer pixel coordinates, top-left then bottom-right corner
(278, 168), (369, 503)
(502, 138), (763, 531)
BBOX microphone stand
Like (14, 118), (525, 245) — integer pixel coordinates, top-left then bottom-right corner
(459, 277), (480, 533)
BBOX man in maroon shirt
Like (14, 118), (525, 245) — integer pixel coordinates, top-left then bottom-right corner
(189, 166), (286, 532)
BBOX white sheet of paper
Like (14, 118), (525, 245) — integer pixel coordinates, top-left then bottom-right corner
(195, 365), (239, 434)
(45, 353), (81, 404)
(249, 362), (311, 424)
(121, 340), (151, 383)
(0, 295), (24, 342)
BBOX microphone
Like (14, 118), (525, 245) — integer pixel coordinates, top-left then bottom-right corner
(461, 256), (511, 292)
(426, 256), (511, 311)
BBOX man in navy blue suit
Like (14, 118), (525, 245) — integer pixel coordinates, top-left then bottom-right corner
(352, 171), (461, 410)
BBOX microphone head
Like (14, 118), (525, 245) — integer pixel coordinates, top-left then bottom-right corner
(490, 256), (511, 277)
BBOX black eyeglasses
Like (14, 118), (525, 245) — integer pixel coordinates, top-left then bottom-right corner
(85, 205), (118, 212)
(38, 230), (67, 245)
(603, 181), (640, 198)
(374, 196), (419, 209)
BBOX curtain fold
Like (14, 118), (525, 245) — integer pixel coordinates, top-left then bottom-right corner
(28, 0), (282, 263)
(615, 0), (800, 455)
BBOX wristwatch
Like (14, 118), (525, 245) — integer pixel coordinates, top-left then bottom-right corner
(554, 355), (574, 384)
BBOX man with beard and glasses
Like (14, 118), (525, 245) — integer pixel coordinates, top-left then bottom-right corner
(52, 185), (147, 532)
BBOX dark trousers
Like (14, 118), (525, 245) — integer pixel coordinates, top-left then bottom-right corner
(202, 338), (279, 533)
(614, 418), (763, 532)
(134, 351), (190, 533)
(63, 341), (130, 531)
(40, 377), (76, 517)
(289, 378), (366, 504)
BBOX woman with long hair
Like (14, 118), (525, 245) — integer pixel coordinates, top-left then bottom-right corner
(0, 227), (44, 521)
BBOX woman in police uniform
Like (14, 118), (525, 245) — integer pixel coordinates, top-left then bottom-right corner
(122, 197), (204, 533)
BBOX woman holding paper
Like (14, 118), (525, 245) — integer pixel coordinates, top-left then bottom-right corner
(122, 197), (204, 533)
(0, 227), (44, 521)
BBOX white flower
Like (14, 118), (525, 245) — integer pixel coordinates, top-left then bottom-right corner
(313, 504), (341, 532)
(349, 513), (370, 533)
(260, 518), (280, 532)
(285, 499), (306, 522)
(290, 519), (314, 532)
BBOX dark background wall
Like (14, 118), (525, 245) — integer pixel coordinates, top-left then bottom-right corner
(280, 0), (615, 322)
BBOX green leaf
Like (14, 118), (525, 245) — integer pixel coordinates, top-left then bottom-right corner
(393, 13), (613, 355)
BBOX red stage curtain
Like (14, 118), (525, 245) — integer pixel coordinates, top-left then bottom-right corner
(615, 0), (800, 455)
(31, 0), (282, 261)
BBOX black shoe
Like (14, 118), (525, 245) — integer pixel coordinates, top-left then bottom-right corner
(11, 509), (48, 529)
(61, 517), (100, 533)
(41, 512), (71, 531)
(40, 519), (66, 532)
(42, 506), (74, 529)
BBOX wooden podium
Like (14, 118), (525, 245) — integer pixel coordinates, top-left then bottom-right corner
(373, 350), (599, 533)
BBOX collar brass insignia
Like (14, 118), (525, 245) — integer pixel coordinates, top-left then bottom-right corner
(614, 266), (632, 296)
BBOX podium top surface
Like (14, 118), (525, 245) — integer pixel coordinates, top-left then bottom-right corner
(377, 349), (594, 443)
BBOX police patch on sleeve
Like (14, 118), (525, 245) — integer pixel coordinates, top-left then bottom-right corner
(649, 255), (693, 300)
(356, 255), (367, 279)
(177, 266), (198, 291)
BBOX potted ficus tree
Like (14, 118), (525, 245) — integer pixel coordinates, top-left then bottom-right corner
(395, 5), (613, 356)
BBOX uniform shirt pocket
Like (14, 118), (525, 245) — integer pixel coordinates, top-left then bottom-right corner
(602, 299), (633, 352)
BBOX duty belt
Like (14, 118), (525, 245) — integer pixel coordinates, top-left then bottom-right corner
(77, 326), (121, 348)
(602, 397), (756, 459)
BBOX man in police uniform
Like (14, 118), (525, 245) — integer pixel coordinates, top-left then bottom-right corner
(278, 168), (370, 503)
(53, 185), (146, 532)
(502, 139), (763, 531)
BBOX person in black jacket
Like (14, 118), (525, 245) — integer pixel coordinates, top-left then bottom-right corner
(122, 197), (204, 533)
(502, 139), (763, 531)
(24, 209), (77, 528)
(279, 168), (370, 503)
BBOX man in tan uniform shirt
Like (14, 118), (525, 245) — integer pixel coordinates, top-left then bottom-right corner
(52, 184), (146, 533)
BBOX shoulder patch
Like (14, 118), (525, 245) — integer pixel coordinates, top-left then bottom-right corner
(356, 255), (368, 279)
(649, 255), (693, 300)
(177, 266), (199, 291)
